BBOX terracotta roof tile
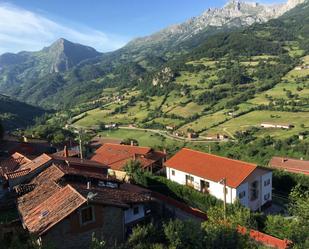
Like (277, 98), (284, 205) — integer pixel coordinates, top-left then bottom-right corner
(22, 185), (86, 235)
(91, 143), (165, 171)
(20, 153), (52, 171)
(269, 157), (309, 175)
(165, 148), (258, 188)
(51, 155), (108, 169)
(18, 165), (65, 214)
(0, 152), (31, 176)
(73, 183), (151, 208)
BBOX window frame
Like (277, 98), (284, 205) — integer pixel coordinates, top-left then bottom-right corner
(133, 206), (139, 215)
(171, 170), (175, 176)
(79, 205), (95, 226)
(264, 179), (271, 187)
(238, 191), (246, 199)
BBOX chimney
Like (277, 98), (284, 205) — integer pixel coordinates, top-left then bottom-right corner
(131, 140), (134, 146)
(163, 148), (167, 155)
(87, 181), (91, 190)
(23, 136), (28, 143)
(64, 146), (69, 158)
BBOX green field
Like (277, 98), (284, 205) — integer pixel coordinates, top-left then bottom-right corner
(99, 129), (185, 150)
(179, 110), (228, 133)
(206, 110), (309, 139)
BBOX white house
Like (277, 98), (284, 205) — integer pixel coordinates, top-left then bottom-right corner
(165, 148), (272, 211)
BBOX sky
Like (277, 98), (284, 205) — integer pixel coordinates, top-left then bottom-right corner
(0, 0), (284, 54)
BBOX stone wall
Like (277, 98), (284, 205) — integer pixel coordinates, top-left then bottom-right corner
(42, 204), (125, 249)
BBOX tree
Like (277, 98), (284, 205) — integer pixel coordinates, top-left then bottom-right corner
(128, 223), (162, 249)
(121, 138), (139, 146)
(90, 233), (107, 249)
(0, 120), (4, 141)
(164, 219), (203, 249)
(124, 160), (144, 184)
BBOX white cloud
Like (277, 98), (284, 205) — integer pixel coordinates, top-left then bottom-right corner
(0, 3), (129, 54)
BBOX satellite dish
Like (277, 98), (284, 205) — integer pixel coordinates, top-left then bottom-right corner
(87, 192), (98, 200)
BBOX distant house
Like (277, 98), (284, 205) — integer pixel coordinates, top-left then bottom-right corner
(260, 123), (294, 129)
(16, 164), (152, 249)
(104, 123), (118, 129)
(166, 125), (175, 131)
(187, 132), (199, 139)
(269, 156), (309, 175)
(205, 134), (228, 141)
(0, 134), (55, 157)
(3, 153), (53, 190)
(52, 146), (79, 158)
(165, 148), (272, 211)
(91, 143), (166, 180)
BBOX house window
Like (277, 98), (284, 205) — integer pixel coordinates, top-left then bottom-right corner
(250, 189), (259, 201)
(171, 170), (175, 176)
(264, 193), (270, 201)
(264, 179), (270, 187)
(133, 206), (139, 215)
(238, 191), (246, 199)
(80, 206), (95, 225)
(185, 175), (194, 188)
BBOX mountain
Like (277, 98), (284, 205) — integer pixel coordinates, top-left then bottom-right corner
(0, 0), (306, 110)
(0, 94), (45, 130)
(125, 0), (304, 54)
(0, 38), (101, 90)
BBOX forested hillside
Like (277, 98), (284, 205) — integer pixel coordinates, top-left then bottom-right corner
(0, 94), (45, 130)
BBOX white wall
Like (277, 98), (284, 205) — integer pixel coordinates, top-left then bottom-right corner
(261, 171), (272, 206)
(124, 204), (145, 224)
(236, 182), (249, 208)
(166, 167), (236, 204)
(167, 167), (272, 210)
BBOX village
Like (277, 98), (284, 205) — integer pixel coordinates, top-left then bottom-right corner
(0, 132), (308, 249)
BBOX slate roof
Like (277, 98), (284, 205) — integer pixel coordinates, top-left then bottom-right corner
(165, 148), (259, 188)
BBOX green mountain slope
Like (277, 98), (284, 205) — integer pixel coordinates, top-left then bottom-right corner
(0, 94), (45, 130)
(71, 0), (309, 141)
(0, 38), (101, 106)
(0, 1), (305, 109)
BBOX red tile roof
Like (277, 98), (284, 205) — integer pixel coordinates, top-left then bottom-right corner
(165, 148), (258, 188)
(91, 143), (163, 171)
(17, 163), (152, 235)
(52, 150), (79, 157)
(269, 157), (309, 175)
(20, 153), (52, 171)
(51, 155), (108, 169)
(0, 152), (31, 176)
(22, 185), (86, 235)
(73, 183), (151, 208)
(17, 165), (65, 213)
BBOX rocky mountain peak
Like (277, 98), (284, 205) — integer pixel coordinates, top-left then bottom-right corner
(128, 0), (305, 48)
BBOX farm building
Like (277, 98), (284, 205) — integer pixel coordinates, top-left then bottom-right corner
(269, 157), (309, 175)
(260, 123), (294, 129)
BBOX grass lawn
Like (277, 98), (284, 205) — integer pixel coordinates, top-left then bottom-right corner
(206, 110), (309, 139)
(179, 110), (228, 133)
(168, 102), (204, 118)
(98, 129), (186, 151)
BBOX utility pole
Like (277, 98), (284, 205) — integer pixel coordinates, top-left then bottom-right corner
(79, 129), (83, 160)
(219, 178), (227, 221)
